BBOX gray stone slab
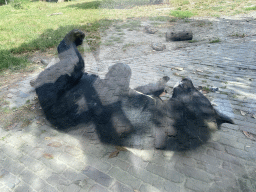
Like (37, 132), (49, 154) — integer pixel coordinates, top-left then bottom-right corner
(185, 178), (210, 192)
(109, 181), (134, 192)
(88, 184), (109, 192)
(82, 166), (114, 187)
(146, 163), (184, 183)
(107, 167), (141, 189)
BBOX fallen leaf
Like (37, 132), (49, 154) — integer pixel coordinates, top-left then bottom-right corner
(44, 137), (51, 140)
(115, 146), (127, 151)
(43, 153), (54, 159)
(241, 111), (246, 116)
(109, 151), (119, 159)
(196, 69), (203, 73)
(47, 142), (62, 147)
(252, 113), (256, 119)
(173, 67), (184, 71)
(243, 131), (256, 141)
(134, 190), (140, 192)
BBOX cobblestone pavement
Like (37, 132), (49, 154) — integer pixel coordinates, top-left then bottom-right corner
(1, 17), (256, 192)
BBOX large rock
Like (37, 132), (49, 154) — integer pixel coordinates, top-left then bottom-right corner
(166, 31), (193, 41)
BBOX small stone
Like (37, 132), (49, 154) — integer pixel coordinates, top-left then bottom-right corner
(7, 93), (13, 98)
(151, 43), (166, 51)
(240, 111), (246, 116)
(41, 59), (48, 65)
(145, 26), (158, 34)
(210, 87), (219, 92)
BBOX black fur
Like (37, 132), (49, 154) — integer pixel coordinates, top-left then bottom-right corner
(162, 78), (234, 151)
(35, 30), (234, 151)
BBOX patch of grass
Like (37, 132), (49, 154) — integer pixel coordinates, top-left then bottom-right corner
(170, 10), (195, 19)
(230, 33), (246, 38)
(169, 18), (177, 22)
(149, 16), (169, 21)
(214, 75), (220, 79)
(210, 38), (221, 43)
(188, 40), (199, 43)
(212, 14), (220, 18)
(244, 6), (256, 11)
(0, 0), (254, 71)
(122, 43), (135, 51)
(202, 86), (210, 92)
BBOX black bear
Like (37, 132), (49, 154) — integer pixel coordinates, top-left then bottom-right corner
(33, 29), (234, 151)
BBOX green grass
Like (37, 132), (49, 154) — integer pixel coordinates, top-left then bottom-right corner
(244, 5), (256, 11)
(0, 0), (255, 71)
(188, 40), (199, 43)
(210, 38), (221, 43)
(170, 10), (195, 19)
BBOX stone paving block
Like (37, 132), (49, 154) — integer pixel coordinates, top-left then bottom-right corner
(46, 173), (70, 188)
(127, 165), (164, 189)
(185, 178), (209, 192)
(214, 177), (240, 192)
(204, 164), (236, 179)
(178, 156), (197, 167)
(61, 167), (79, 181)
(0, 185), (12, 192)
(163, 180), (181, 192)
(109, 181), (134, 192)
(207, 149), (243, 166)
(3, 135), (25, 149)
(19, 169), (40, 186)
(208, 183), (225, 192)
(237, 178), (253, 192)
(175, 163), (214, 183)
(58, 152), (85, 171)
(21, 145), (45, 160)
(19, 155), (44, 173)
(222, 161), (247, 177)
(1, 144), (23, 159)
(139, 183), (162, 192)
(104, 156), (130, 171)
(36, 166), (55, 181)
(1, 157), (25, 176)
(0, 169), (20, 189)
(193, 153), (222, 167)
(85, 154), (112, 173)
(225, 146), (255, 161)
(14, 181), (36, 192)
(57, 183), (82, 192)
(108, 167), (141, 189)
(82, 166), (114, 187)
(88, 184), (109, 192)
(117, 151), (149, 169)
(206, 142), (225, 151)
(146, 163), (184, 183)
(73, 175), (96, 190)
(39, 184), (58, 192)
(40, 157), (68, 174)
(64, 146), (83, 157)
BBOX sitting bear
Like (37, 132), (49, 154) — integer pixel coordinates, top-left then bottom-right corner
(33, 29), (234, 151)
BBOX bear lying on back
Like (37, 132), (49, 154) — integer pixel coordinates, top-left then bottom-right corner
(33, 29), (234, 151)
